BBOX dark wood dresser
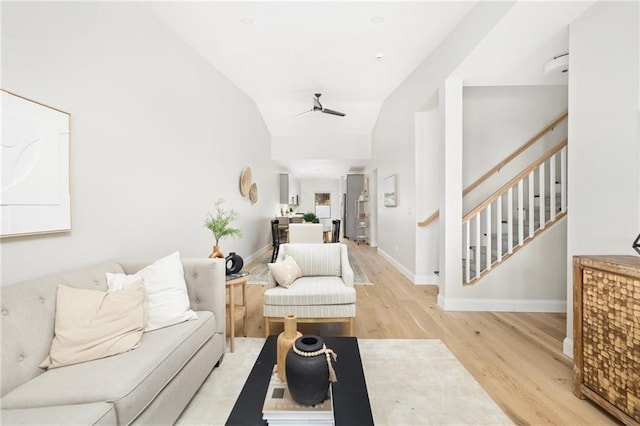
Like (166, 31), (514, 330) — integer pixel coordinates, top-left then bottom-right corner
(573, 255), (640, 425)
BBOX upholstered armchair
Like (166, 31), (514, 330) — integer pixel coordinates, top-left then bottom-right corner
(263, 243), (356, 336)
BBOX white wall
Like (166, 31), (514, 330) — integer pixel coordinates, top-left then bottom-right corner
(462, 86), (568, 211)
(372, 1), (516, 277)
(1, 3), (277, 285)
(565, 1), (640, 356)
(415, 105), (441, 283)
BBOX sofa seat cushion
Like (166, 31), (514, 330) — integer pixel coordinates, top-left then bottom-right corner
(1, 402), (116, 426)
(282, 244), (342, 276)
(2, 311), (217, 425)
(263, 276), (356, 306)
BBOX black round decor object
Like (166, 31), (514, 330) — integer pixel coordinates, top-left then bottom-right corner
(285, 335), (330, 406)
(225, 252), (244, 275)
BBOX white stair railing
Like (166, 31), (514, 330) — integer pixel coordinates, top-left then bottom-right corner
(462, 139), (568, 284)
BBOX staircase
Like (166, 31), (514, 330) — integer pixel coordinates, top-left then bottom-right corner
(417, 111), (569, 287)
(462, 139), (567, 284)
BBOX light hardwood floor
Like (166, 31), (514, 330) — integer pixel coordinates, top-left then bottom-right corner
(238, 239), (618, 425)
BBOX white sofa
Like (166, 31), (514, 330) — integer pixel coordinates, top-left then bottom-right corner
(1, 257), (226, 425)
(263, 243), (356, 336)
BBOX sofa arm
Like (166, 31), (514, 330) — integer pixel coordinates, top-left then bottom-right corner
(340, 245), (355, 287)
(267, 246), (286, 289)
(118, 258), (226, 335)
(181, 258), (226, 332)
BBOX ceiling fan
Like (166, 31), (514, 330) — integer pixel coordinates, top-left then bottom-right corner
(296, 93), (346, 117)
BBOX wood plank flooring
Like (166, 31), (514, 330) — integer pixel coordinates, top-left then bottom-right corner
(239, 240), (618, 425)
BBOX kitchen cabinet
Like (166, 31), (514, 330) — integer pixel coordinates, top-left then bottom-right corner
(279, 174), (299, 205)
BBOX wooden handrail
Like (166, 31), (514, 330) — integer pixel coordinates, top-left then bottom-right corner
(417, 111), (568, 227)
(417, 210), (439, 227)
(462, 111), (567, 197)
(462, 138), (567, 223)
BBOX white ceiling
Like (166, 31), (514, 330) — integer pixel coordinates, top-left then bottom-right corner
(145, 1), (592, 179)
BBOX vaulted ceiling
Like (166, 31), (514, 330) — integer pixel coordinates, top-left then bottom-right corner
(146, 1), (593, 179)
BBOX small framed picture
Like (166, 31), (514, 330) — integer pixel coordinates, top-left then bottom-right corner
(384, 174), (397, 207)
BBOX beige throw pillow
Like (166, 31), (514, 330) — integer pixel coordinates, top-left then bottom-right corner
(40, 281), (146, 369)
(268, 255), (303, 288)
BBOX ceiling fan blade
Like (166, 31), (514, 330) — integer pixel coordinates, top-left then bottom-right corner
(322, 108), (346, 117)
(295, 109), (314, 118)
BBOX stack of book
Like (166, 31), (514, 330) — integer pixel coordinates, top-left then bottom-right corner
(262, 367), (334, 426)
(225, 270), (249, 280)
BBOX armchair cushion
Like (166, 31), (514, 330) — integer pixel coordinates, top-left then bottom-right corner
(263, 276), (356, 306)
(279, 243), (343, 276)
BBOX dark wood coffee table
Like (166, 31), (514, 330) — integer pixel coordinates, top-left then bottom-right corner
(226, 336), (374, 425)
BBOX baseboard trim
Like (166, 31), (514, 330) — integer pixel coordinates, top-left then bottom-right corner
(414, 274), (439, 285)
(245, 245), (271, 264)
(377, 248), (415, 282)
(437, 296), (567, 313)
(563, 338), (573, 359)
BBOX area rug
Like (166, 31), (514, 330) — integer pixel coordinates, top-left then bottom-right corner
(176, 338), (512, 425)
(247, 252), (372, 285)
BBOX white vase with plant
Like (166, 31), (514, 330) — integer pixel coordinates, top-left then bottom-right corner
(204, 199), (242, 258)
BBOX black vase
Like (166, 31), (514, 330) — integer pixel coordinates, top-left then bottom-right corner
(225, 252), (244, 275)
(285, 335), (330, 406)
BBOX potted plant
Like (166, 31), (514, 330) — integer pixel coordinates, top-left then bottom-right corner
(303, 212), (318, 223)
(204, 199), (243, 258)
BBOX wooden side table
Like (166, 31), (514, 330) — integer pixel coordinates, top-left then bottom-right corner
(226, 273), (248, 352)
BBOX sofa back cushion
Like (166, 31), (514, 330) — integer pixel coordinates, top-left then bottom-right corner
(1, 262), (125, 397)
(281, 243), (342, 277)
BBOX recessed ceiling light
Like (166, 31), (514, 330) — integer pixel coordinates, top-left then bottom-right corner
(240, 17), (254, 25)
(371, 16), (384, 24)
(375, 53), (384, 60)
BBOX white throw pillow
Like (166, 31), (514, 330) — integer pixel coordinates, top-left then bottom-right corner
(268, 255), (303, 288)
(40, 281), (146, 369)
(107, 251), (198, 331)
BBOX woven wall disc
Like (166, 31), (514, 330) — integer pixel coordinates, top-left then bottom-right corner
(240, 167), (252, 196)
(249, 183), (258, 204)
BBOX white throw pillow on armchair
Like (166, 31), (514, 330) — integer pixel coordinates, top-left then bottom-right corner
(107, 251), (197, 331)
(268, 255), (303, 288)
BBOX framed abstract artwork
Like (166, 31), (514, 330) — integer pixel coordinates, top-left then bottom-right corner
(384, 174), (397, 207)
(1, 90), (71, 237)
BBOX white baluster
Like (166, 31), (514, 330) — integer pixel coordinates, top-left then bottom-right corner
(517, 180), (524, 246)
(465, 220), (470, 284)
(539, 162), (546, 229)
(561, 146), (567, 212)
(507, 187), (513, 254)
(528, 171), (535, 238)
(475, 213), (481, 279)
(550, 154), (556, 221)
(486, 203), (492, 271)
(496, 196), (502, 262)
